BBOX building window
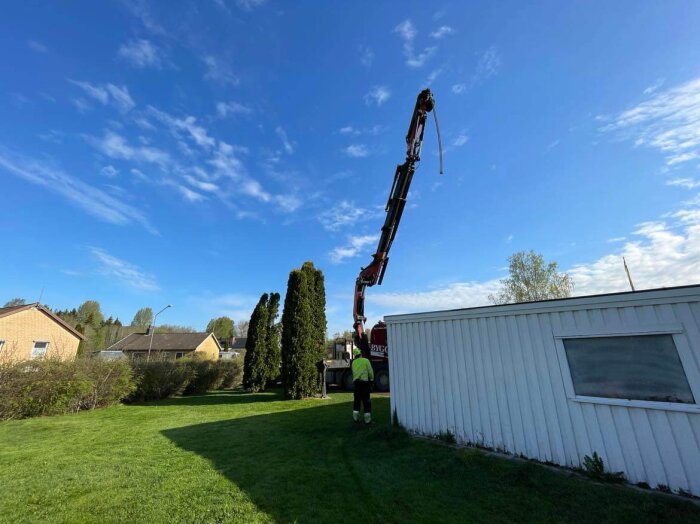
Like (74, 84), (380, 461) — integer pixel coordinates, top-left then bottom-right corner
(175, 352), (184, 359)
(32, 341), (50, 359)
(562, 334), (695, 404)
(0, 340), (5, 353)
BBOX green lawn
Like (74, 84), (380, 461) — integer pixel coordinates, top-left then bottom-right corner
(0, 390), (698, 523)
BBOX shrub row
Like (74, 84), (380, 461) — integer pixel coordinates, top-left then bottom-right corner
(0, 358), (134, 421)
(0, 356), (244, 420)
(126, 357), (243, 402)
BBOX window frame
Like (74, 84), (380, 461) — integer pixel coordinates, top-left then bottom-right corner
(0, 340), (5, 353)
(31, 340), (50, 359)
(553, 322), (700, 413)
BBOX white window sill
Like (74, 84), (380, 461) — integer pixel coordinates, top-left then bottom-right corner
(570, 395), (700, 414)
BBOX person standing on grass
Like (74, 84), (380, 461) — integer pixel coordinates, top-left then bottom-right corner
(351, 346), (374, 424)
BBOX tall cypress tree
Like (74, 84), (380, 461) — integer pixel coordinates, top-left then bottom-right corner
(264, 292), (282, 386)
(282, 261), (327, 399)
(243, 293), (270, 391)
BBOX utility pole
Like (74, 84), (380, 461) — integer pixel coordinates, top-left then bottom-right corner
(147, 304), (172, 362)
(623, 257), (635, 291)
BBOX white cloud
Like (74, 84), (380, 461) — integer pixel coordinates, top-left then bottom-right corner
(184, 174), (218, 192)
(68, 80), (135, 112)
(275, 126), (294, 154)
(364, 86), (391, 106)
(100, 165), (119, 177)
(667, 177), (700, 189)
(105, 84), (136, 112)
(452, 133), (469, 147)
(178, 185), (206, 202)
(394, 19), (436, 68)
(430, 26), (454, 39)
(339, 124), (384, 136)
(547, 139), (561, 150)
(275, 194), (302, 212)
(0, 151), (155, 232)
(27, 40), (48, 53)
(344, 144), (369, 158)
(369, 210), (700, 314)
(452, 83), (466, 95)
(202, 55), (239, 85)
(148, 107), (215, 149)
(359, 45), (374, 68)
(643, 78), (665, 95)
(88, 130), (169, 166)
(318, 200), (380, 231)
(471, 46), (501, 86)
(216, 101), (252, 118)
(371, 280), (501, 312)
(607, 236), (627, 243)
(236, 0), (266, 10)
(426, 66), (443, 86)
(118, 39), (162, 69)
(91, 247), (159, 291)
(600, 76), (700, 167)
(329, 234), (379, 263)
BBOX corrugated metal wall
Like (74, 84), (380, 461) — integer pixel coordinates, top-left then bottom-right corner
(386, 289), (700, 495)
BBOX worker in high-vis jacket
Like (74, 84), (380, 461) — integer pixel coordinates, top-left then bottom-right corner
(351, 347), (374, 424)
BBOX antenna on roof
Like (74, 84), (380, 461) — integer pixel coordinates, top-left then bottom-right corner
(623, 257), (635, 292)
(38, 286), (45, 304)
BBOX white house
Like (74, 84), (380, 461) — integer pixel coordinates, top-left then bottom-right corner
(385, 285), (700, 496)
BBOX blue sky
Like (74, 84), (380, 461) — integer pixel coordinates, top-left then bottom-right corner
(1, 1), (700, 336)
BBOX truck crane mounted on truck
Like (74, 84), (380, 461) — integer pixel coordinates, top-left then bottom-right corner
(325, 88), (442, 392)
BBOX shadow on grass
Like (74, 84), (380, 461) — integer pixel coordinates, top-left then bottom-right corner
(162, 396), (700, 524)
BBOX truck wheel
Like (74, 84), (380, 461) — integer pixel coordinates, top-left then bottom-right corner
(341, 370), (354, 391)
(374, 369), (390, 392)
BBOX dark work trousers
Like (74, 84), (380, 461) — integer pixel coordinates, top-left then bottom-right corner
(353, 380), (371, 413)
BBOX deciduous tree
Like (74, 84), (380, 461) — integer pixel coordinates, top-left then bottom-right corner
(489, 250), (574, 305)
(206, 316), (235, 340)
(131, 308), (153, 329)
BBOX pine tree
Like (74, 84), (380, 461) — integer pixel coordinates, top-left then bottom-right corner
(281, 262), (327, 399)
(243, 293), (270, 392)
(264, 293), (281, 385)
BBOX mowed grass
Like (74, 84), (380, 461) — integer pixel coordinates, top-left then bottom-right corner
(0, 390), (698, 523)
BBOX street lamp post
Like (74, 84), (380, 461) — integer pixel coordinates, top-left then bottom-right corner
(147, 304), (172, 362)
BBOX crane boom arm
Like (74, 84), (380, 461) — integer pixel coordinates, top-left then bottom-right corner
(353, 88), (437, 352)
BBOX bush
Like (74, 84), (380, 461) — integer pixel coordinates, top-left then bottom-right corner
(0, 358), (135, 421)
(126, 357), (196, 402)
(218, 359), (243, 390)
(184, 358), (226, 395)
(74, 358), (135, 410)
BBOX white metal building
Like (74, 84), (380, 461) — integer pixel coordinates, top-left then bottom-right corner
(385, 285), (700, 496)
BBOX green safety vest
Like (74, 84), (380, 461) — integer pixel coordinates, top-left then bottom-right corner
(351, 357), (374, 382)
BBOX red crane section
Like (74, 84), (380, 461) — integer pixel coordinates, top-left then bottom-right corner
(353, 88), (440, 353)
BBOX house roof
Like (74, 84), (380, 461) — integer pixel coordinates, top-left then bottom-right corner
(0, 303), (85, 339)
(107, 332), (221, 352)
(231, 337), (247, 349)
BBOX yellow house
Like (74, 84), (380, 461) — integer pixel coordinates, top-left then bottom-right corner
(0, 303), (84, 363)
(106, 332), (221, 361)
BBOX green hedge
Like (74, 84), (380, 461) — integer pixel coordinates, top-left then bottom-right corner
(0, 358), (135, 421)
(0, 355), (244, 421)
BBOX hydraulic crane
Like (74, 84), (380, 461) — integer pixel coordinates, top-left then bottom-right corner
(323, 89), (441, 392)
(353, 88), (442, 356)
